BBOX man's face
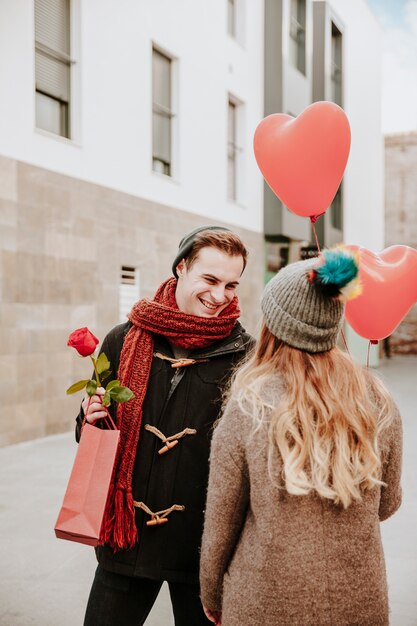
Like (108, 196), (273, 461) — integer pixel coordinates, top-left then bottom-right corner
(175, 246), (244, 317)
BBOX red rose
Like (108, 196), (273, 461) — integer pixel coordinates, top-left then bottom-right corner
(67, 327), (99, 357)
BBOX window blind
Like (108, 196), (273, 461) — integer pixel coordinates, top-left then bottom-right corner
(35, 0), (71, 102)
(119, 266), (140, 323)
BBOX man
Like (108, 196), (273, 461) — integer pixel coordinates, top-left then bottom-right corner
(76, 226), (253, 625)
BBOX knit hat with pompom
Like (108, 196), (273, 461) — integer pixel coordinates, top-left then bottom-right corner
(261, 247), (362, 353)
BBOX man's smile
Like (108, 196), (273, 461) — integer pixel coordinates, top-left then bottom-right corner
(199, 297), (224, 311)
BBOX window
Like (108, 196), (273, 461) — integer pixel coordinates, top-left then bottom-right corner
(35, 0), (73, 138)
(289, 0), (306, 75)
(227, 97), (244, 203)
(152, 48), (173, 176)
(300, 245), (320, 260)
(331, 23), (342, 106)
(265, 241), (289, 284)
(228, 0), (246, 45)
(228, 0), (236, 37)
(228, 100), (237, 201)
(119, 266), (140, 323)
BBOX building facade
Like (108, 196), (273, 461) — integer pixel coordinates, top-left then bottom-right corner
(0, 0), (386, 445)
(385, 131), (417, 354)
(264, 0), (384, 261)
(0, 0), (265, 445)
(264, 0), (384, 364)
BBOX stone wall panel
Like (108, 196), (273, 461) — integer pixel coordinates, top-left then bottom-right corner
(385, 133), (417, 354)
(0, 157), (263, 445)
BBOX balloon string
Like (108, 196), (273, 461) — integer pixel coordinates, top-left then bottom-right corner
(341, 330), (349, 353)
(366, 340), (371, 369)
(310, 215), (350, 355)
(340, 327), (349, 354)
(311, 218), (321, 254)
(367, 340), (378, 368)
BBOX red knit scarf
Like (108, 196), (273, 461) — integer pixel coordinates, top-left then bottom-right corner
(100, 277), (240, 550)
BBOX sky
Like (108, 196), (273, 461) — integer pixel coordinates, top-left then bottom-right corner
(367, 0), (417, 134)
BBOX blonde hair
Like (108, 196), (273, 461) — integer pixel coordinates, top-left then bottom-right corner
(228, 324), (395, 508)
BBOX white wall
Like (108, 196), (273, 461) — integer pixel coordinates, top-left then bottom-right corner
(314, 0), (384, 253)
(0, 0), (264, 232)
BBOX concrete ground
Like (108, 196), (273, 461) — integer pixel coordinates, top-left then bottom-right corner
(0, 355), (416, 626)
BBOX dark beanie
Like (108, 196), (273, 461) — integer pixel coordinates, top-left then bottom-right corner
(172, 225), (231, 277)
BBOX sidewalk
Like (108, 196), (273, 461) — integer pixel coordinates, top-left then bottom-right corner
(0, 356), (416, 626)
(378, 356), (417, 626)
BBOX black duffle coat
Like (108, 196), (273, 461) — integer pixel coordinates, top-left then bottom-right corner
(76, 320), (253, 584)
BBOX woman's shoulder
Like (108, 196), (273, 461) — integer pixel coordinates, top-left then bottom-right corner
(365, 369), (399, 421)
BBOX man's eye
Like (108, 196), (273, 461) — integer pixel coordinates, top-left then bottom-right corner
(205, 278), (216, 284)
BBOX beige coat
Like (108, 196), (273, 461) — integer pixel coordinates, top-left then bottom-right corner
(200, 380), (402, 626)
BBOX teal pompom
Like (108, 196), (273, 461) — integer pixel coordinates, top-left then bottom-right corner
(316, 249), (359, 287)
(312, 248), (359, 297)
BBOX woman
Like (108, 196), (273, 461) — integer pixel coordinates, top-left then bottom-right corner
(200, 248), (402, 626)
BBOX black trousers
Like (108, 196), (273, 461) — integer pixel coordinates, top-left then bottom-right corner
(84, 565), (212, 626)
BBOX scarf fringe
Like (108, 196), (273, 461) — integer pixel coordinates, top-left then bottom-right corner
(100, 484), (137, 551)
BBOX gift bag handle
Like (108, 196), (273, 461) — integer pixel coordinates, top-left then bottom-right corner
(81, 397), (118, 433)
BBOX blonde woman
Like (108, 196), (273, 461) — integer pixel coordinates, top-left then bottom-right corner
(200, 249), (402, 626)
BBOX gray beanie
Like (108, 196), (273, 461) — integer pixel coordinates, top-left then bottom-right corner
(172, 225), (231, 277)
(261, 257), (346, 353)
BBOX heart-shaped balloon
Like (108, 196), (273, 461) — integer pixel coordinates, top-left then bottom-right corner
(253, 101), (351, 218)
(345, 245), (417, 341)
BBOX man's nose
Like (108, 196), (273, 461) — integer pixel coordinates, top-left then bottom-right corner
(210, 284), (226, 303)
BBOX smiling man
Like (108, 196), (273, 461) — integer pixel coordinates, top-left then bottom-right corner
(77, 226), (253, 626)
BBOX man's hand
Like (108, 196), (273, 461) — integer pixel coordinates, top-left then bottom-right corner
(203, 607), (222, 625)
(82, 387), (107, 424)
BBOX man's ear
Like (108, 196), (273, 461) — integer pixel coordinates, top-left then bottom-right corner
(176, 259), (186, 276)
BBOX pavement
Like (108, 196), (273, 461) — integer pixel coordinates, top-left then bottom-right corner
(0, 355), (416, 626)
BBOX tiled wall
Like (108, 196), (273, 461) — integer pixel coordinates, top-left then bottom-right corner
(0, 156), (264, 445)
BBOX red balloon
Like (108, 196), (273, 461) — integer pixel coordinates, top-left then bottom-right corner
(345, 245), (417, 341)
(253, 101), (351, 218)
